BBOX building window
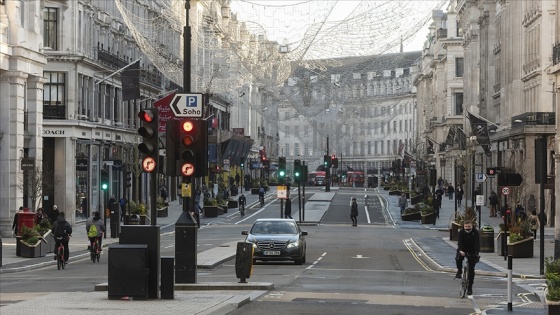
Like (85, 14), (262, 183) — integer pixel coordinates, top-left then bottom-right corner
(393, 121), (396, 132)
(304, 144), (309, 156)
(284, 143), (290, 156)
(43, 8), (58, 50)
(399, 120), (402, 133)
(454, 93), (464, 115)
(43, 72), (66, 119)
(304, 125), (309, 136)
(294, 125), (299, 138)
(294, 143), (300, 156)
(380, 141), (384, 155)
(455, 58), (464, 77)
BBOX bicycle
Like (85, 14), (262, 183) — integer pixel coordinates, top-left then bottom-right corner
(259, 195), (265, 207)
(459, 254), (479, 298)
(90, 236), (101, 263)
(55, 237), (65, 270)
(239, 203), (245, 217)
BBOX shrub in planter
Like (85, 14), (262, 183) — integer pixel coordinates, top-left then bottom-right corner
(546, 257), (560, 302)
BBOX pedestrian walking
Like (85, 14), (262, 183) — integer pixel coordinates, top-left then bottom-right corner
(447, 184), (454, 200)
(12, 207), (24, 236)
(177, 184), (183, 205)
(35, 208), (48, 225)
(50, 204), (60, 224)
(528, 210), (540, 241)
(398, 193), (408, 214)
(284, 197), (292, 219)
(456, 185), (464, 206)
(488, 191), (498, 217)
(350, 197), (358, 227)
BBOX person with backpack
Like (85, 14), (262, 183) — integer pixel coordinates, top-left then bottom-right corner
(86, 211), (106, 251)
(528, 210), (540, 241)
(51, 212), (72, 264)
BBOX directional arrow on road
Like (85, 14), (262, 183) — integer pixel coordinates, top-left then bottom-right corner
(352, 254), (370, 259)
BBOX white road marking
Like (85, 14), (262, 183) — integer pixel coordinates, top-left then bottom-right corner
(307, 252), (327, 270)
(364, 205), (371, 223)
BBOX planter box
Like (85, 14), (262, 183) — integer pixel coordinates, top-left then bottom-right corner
(139, 215), (150, 225)
(204, 206), (219, 218)
(507, 237), (534, 258)
(383, 186), (390, 191)
(401, 212), (421, 221)
(421, 212), (437, 225)
(227, 200), (238, 209)
(19, 240), (44, 258)
(545, 289), (560, 313)
(389, 190), (401, 196)
(157, 207), (168, 217)
(449, 221), (462, 241)
(218, 205), (226, 214)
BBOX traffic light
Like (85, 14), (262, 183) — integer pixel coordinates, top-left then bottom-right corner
(240, 158), (245, 170)
(278, 157), (286, 181)
(486, 167), (500, 176)
(125, 170), (132, 188)
(101, 169), (109, 190)
(332, 158), (339, 169)
(138, 108), (159, 173)
(178, 118), (207, 178)
(294, 159), (301, 184)
(302, 164), (308, 183)
(323, 155), (331, 168)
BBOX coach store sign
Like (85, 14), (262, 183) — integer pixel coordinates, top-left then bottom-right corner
(42, 128), (66, 137)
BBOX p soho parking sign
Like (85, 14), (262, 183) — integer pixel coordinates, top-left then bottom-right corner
(170, 93), (203, 118)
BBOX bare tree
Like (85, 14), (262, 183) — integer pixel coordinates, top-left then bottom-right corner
(17, 165), (59, 211)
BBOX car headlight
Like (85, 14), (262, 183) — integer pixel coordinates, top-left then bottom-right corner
(286, 240), (301, 249)
(245, 236), (257, 244)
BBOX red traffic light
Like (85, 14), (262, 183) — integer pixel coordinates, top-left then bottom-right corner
(138, 110), (155, 123)
(182, 120), (194, 132)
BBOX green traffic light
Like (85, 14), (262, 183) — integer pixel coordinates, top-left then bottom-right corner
(295, 172), (300, 177)
(279, 170), (285, 177)
(101, 183), (108, 190)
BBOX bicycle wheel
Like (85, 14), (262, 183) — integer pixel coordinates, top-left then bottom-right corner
(57, 255), (62, 270)
(460, 264), (468, 298)
(58, 247), (65, 270)
(91, 247), (96, 263)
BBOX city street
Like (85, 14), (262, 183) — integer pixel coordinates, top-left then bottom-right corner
(0, 186), (547, 314)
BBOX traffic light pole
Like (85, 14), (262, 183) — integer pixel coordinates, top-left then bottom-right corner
(326, 137), (330, 192)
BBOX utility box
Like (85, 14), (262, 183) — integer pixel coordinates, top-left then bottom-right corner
(109, 203), (120, 238)
(108, 244), (149, 300)
(120, 225), (161, 299)
(175, 211), (197, 284)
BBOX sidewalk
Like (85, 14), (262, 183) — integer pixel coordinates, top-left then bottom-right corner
(0, 189), (265, 272)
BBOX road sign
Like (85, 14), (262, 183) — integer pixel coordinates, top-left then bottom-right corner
(501, 186), (510, 196)
(170, 93), (203, 118)
(476, 173), (488, 183)
(497, 173), (523, 186)
(277, 185), (287, 199)
(476, 195), (484, 206)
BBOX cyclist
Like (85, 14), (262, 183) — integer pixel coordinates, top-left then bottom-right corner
(86, 211), (106, 251)
(238, 193), (246, 216)
(455, 220), (480, 295)
(52, 212), (72, 264)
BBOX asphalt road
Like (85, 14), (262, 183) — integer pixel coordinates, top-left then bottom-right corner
(0, 186), (544, 314)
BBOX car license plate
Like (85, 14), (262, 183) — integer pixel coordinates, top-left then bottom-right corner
(263, 250), (280, 255)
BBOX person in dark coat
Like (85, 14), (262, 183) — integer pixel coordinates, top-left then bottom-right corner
(350, 197), (358, 227)
(455, 220), (480, 295)
(52, 211), (72, 264)
(456, 185), (464, 206)
(284, 197), (292, 219)
(447, 184), (455, 200)
(12, 207), (24, 236)
(50, 205), (60, 224)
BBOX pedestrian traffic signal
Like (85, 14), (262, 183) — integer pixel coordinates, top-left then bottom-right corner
(138, 108), (159, 173)
(178, 118), (207, 178)
(486, 167), (500, 176)
(323, 155), (331, 168)
(101, 169), (109, 190)
(294, 159), (301, 184)
(278, 157), (286, 181)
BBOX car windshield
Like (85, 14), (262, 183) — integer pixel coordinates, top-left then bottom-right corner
(251, 221), (298, 235)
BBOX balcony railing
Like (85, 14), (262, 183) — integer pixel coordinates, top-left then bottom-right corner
(553, 42), (560, 66)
